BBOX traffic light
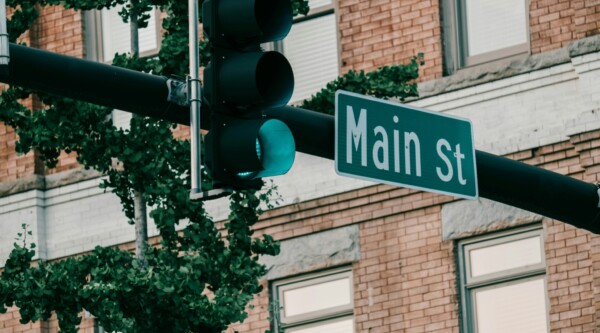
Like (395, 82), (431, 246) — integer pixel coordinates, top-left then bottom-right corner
(202, 0), (296, 190)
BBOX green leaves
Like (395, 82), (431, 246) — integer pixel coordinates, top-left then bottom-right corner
(301, 53), (424, 115)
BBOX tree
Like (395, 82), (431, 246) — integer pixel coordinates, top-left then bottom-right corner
(0, 0), (422, 332)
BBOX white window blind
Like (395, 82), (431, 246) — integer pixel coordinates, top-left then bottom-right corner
(282, 276), (351, 317)
(100, 5), (159, 61)
(112, 109), (131, 131)
(283, 13), (338, 103)
(474, 278), (548, 333)
(469, 235), (542, 278)
(308, 0), (333, 10)
(464, 0), (527, 57)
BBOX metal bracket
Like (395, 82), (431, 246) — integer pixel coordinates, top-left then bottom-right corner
(187, 76), (202, 104)
(166, 77), (189, 107)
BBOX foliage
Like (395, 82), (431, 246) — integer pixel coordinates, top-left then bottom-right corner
(300, 54), (424, 115)
(0, 0), (422, 332)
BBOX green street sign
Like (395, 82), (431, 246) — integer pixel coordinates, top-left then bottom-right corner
(335, 90), (478, 200)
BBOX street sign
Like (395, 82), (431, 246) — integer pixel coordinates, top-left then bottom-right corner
(335, 90), (478, 199)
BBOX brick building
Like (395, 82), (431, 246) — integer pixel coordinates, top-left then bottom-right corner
(1, 0), (600, 332)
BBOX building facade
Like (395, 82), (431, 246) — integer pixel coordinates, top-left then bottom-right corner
(1, 0), (600, 332)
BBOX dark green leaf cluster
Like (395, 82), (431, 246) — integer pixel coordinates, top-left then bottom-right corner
(0, 218), (279, 333)
(300, 54), (424, 115)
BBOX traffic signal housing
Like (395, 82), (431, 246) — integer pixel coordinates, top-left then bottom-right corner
(203, 0), (296, 190)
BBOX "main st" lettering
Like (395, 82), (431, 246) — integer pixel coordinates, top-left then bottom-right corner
(346, 106), (468, 185)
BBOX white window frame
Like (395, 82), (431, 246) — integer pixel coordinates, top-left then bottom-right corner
(441, 0), (530, 74)
(457, 225), (549, 333)
(271, 267), (354, 333)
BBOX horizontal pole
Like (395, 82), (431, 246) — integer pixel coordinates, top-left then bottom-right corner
(264, 108), (600, 234)
(1, 43), (190, 125)
(2, 44), (599, 233)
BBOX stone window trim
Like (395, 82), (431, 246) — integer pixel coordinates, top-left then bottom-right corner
(418, 35), (600, 101)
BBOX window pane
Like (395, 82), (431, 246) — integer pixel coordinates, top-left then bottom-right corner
(308, 0), (332, 10)
(101, 6), (158, 61)
(112, 110), (131, 130)
(474, 278), (548, 333)
(465, 0), (527, 56)
(469, 235), (542, 278)
(283, 276), (351, 317)
(288, 317), (353, 333)
(284, 14), (339, 103)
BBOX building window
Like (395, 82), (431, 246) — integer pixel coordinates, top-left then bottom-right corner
(85, 5), (161, 63)
(271, 268), (354, 333)
(442, 0), (529, 73)
(276, 0), (339, 103)
(458, 226), (548, 333)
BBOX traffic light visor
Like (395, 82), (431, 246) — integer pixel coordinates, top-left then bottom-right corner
(217, 0), (292, 43)
(218, 51), (294, 108)
(218, 118), (295, 180)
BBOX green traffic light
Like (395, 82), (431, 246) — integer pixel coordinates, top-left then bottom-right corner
(214, 117), (295, 182)
(234, 119), (295, 180)
(254, 119), (295, 178)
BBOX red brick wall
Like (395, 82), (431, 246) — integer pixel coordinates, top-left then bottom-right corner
(34, 6), (85, 175)
(530, 0), (600, 54)
(0, 307), (96, 333)
(338, 0), (444, 81)
(33, 6), (84, 57)
(0, 123), (36, 182)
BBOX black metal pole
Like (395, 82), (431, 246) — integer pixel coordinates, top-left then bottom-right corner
(2, 43), (190, 125)
(2, 43), (600, 233)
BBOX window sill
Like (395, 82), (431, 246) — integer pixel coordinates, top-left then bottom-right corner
(417, 34), (600, 101)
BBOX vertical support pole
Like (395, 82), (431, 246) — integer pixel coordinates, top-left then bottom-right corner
(0, 0), (9, 75)
(189, 0), (202, 197)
